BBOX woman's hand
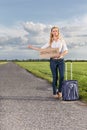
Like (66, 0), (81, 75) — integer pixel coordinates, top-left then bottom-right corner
(28, 44), (40, 51)
(52, 53), (63, 59)
(57, 50), (68, 59)
(28, 45), (33, 49)
(57, 53), (62, 58)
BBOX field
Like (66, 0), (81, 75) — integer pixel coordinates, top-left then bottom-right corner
(0, 62), (7, 65)
(16, 61), (87, 102)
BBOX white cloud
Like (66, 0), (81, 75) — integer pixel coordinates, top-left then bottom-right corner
(0, 24), (29, 52)
(57, 15), (87, 49)
(22, 22), (51, 45)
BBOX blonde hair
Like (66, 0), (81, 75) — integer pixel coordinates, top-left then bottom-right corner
(49, 26), (63, 46)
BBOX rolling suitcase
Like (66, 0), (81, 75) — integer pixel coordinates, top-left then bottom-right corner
(62, 62), (79, 101)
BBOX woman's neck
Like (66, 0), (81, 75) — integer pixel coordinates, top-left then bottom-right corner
(53, 36), (58, 42)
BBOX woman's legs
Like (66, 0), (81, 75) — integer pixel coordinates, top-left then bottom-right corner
(58, 59), (65, 93)
(50, 58), (65, 98)
(50, 59), (58, 95)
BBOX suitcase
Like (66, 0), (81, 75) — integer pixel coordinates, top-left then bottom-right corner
(62, 62), (79, 101)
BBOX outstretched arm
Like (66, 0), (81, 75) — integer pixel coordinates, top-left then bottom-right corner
(28, 45), (41, 51)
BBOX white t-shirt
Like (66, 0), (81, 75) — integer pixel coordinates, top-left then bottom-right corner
(41, 39), (68, 53)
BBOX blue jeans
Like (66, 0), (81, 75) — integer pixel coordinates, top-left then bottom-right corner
(50, 58), (65, 95)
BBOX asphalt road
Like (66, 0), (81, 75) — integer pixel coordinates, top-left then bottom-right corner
(0, 62), (87, 130)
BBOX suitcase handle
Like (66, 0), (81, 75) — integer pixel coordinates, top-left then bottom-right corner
(65, 62), (72, 80)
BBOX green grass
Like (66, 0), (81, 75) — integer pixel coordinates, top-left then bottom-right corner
(16, 61), (87, 102)
(0, 62), (7, 65)
(16, 61), (52, 82)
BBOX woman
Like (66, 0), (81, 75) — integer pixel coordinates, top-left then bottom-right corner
(28, 26), (68, 99)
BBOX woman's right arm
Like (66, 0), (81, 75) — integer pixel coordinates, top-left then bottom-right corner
(28, 45), (41, 51)
(28, 43), (50, 51)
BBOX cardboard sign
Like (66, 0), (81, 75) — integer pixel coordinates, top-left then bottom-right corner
(40, 48), (59, 58)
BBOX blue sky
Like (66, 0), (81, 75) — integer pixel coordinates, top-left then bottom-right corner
(0, 0), (87, 60)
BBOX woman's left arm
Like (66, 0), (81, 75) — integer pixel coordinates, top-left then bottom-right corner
(58, 50), (68, 58)
(59, 39), (68, 58)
